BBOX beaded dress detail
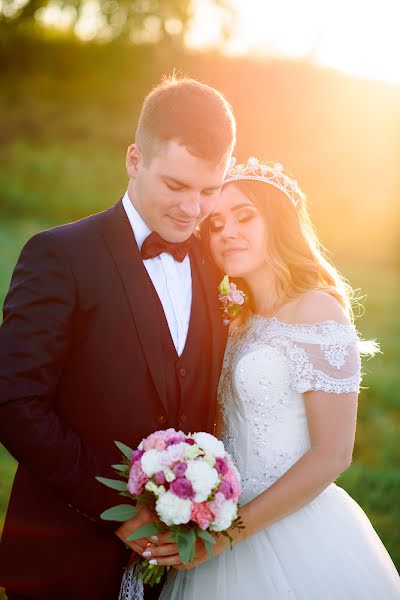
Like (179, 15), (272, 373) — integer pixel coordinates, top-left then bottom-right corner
(219, 316), (360, 503)
(160, 317), (400, 600)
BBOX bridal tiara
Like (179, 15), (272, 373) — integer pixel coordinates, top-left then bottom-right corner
(224, 157), (305, 208)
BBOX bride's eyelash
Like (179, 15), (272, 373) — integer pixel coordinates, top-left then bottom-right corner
(209, 212), (255, 232)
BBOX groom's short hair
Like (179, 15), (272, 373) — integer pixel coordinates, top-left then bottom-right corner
(135, 75), (236, 164)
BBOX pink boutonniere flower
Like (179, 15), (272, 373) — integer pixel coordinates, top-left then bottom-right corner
(218, 275), (246, 324)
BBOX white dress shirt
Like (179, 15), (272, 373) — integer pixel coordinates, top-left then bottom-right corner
(122, 192), (192, 357)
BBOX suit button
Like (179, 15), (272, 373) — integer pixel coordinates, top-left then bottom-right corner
(178, 367), (186, 377)
(180, 413), (187, 423)
(157, 414), (166, 425)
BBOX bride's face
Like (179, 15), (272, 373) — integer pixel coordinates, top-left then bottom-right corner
(208, 184), (267, 278)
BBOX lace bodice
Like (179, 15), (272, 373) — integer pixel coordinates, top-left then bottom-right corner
(219, 316), (361, 503)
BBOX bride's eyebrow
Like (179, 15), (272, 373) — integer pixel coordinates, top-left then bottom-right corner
(211, 202), (255, 218)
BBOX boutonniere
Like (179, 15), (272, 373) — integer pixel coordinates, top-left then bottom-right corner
(218, 275), (246, 324)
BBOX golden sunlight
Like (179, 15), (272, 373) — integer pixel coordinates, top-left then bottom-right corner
(187, 0), (400, 85)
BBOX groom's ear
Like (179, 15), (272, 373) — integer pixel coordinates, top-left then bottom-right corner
(126, 144), (142, 178)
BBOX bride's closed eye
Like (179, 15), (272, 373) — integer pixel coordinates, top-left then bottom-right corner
(209, 211), (256, 233)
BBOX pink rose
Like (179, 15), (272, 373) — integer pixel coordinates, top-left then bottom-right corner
(173, 462), (187, 478)
(155, 471), (166, 485)
(227, 284), (245, 305)
(128, 460), (148, 495)
(208, 492), (225, 518)
(144, 429), (185, 452)
(130, 449), (144, 465)
(170, 478), (194, 500)
(143, 431), (167, 451)
(215, 457), (229, 476)
(191, 501), (215, 530)
(218, 480), (233, 499)
(222, 467), (241, 501)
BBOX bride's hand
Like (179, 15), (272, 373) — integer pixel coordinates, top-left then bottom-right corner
(174, 534), (229, 571)
(115, 505), (161, 555)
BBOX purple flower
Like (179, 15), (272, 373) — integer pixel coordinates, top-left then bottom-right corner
(130, 449), (144, 465)
(173, 462), (187, 478)
(154, 471), (166, 485)
(166, 437), (184, 447)
(218, 480), (233, 499)
(215, 457), (229, 476)
(170, 477), (194, 500)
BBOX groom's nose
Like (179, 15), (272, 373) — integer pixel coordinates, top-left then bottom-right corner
(181, 193), (201, 218)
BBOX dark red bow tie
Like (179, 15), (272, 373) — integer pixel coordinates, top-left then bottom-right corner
(141, 231), (193, 262)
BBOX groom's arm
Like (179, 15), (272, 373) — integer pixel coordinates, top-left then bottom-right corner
(0, 231), (122, 531)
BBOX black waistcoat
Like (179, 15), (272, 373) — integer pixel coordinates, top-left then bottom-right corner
(148, 251), (214, 434)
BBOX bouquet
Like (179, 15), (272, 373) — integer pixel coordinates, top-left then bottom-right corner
(97, 429), (243, 590)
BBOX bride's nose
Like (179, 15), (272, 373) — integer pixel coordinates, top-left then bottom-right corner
(220, 218), (238, 239)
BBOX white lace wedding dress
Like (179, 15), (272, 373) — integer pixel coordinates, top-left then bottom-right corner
(160, 316), (400, 599)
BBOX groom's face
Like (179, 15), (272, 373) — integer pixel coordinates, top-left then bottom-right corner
(126, 140), (228, 242)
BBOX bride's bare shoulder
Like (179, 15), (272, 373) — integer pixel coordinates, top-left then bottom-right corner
(284, 290), (350, 326)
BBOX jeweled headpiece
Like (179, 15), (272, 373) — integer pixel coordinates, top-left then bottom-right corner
(224, 157), (304, 208)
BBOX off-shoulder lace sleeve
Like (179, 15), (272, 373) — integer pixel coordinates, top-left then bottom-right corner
(268, 319), (361, 394)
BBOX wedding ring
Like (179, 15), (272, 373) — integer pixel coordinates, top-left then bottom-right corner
(145, 541), (152, 548)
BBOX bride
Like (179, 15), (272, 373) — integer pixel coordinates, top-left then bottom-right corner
(157, 158), (400, 599)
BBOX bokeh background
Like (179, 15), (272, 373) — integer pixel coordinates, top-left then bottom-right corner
(1, 0), (399, 594)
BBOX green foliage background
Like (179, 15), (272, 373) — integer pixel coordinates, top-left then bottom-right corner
(0, 33), (399, 597)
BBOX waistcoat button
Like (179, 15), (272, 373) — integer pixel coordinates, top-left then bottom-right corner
(178, 367), (186, 377)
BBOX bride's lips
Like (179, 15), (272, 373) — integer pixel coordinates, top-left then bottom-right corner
(222, 246), (247, 257)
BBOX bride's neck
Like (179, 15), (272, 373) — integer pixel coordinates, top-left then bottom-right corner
(244, 266), (281, 316)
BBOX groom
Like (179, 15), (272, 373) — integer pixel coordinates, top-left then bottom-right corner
(0, 76), (235, 599)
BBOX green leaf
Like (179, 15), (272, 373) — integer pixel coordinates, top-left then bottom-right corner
(203, 539), (214, 560)
(112, 464), (130, 473)
(100, 504), (139, 522)
(218, 274), (230, 295)
(176, 528), (196, 565)
(126, 522), (160, 541)
(95, 476), (127, 491)
(197, 528), (216, 545)
(114, 440), (134, 461)
(197, 528), (216, 560)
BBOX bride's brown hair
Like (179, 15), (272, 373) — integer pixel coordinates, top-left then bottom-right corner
(201, 179), (360, 322)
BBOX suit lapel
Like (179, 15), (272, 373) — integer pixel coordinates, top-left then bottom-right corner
(102, 200), (167, 411)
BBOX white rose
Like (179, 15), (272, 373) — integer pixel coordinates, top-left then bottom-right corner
(141, 449), (162, 477)
(185, 460), (219, 503)
(155, 490), (192, 526)
(193, 432), (225, 458)
(210, 500), (238, 532)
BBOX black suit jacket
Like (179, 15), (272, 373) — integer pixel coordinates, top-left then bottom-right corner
(0, 200), (227, 599)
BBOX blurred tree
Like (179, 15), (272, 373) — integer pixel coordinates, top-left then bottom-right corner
(0, 0), (235, 44)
